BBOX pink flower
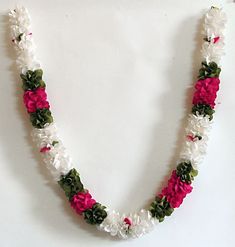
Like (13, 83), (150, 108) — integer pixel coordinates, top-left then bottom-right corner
(70, 191), (96, 215)
(124, 217), (132, 226)
(40, 146), (51, 153)
(186, 134), (195, 142)
(213, 36), (220, 43)
(160, 171), (193, 208)
(192, 77), (220, 108)
(23, 88), (50, 113)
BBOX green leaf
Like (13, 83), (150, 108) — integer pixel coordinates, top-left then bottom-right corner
(192, 104), (215, 121)
(20, 73), (27, 81)
(52, 140), (59, 146)
(149, 196), (174, 222)
(34, 69), (43, 79)
(30, 108), (53, 129)
(58, 168), (84, 200)
(198, 61), (221, 80)
(20, 69), (45, 91)
(83, 203), (108, 225)
(16, 33), (23, 42)
(190, 169), (198, 177)
(165, 207), (174, 216)
(176, 161), (198, 183)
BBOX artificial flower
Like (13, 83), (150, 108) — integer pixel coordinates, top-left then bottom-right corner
(193, 77), (220, 108)
(71, 191), (96, 215)
(58, 168), (84, 199)
(160, 171), (193, 208)
(83, 203), (107, 225)
(23, 87), (50, 113)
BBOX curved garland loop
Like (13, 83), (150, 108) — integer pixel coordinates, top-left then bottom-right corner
(9, 6), (226, 239)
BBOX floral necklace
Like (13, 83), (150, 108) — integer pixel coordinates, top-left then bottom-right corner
(9, 6), (226, 239)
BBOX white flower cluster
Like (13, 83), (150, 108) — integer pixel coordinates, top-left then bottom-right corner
(9, 6), (40, 74)
(180, 114), (212, 169)
(31, 123), (73, 180)
(201, 7), (227, 64)
(97, 209), (158, 239)
(9, 7), (73, 181)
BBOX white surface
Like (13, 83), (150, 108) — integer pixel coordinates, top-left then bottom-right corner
(0, 0), (235, 246)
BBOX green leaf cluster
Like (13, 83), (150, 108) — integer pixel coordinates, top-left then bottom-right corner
(192, 104), (215, 121)
(149, 196), (174, 222)
(83, 203), (107, 225)
(176, 162), (198, 184)
(20, 69), (45, 91)
(198, 61), (221, 80)
(30, 108), (53, 128)
(58, 168), (84, 200)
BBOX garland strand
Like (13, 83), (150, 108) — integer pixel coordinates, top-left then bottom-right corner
(9, 6), (226, 239)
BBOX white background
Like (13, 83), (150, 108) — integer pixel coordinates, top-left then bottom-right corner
(0, 0), (235, 246)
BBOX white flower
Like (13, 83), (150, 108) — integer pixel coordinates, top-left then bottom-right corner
(201, 7), (226, 64)
(201, 36), (225, 64)
(180, 141), (207, 169)
(127, 209), (158, 238)
(203, 7), (227, 37)
(97, 209), (158, 239)
(31, 123), (73, 180)
(31, 123), (59, 147)
(97, 210), (129, 238)
(179, 114), (212, 169)
(16, 51), (41, 74)
(185, 113), (212, 137)
(42, 142), (73, 180)
(9, 6), (31, 37)
(9, 6), (40, 74)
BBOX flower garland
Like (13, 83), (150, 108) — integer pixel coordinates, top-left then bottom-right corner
(9, 6), (226, 239)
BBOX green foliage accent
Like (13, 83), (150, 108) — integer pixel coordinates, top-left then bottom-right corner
(149, 196), (174, 222)
(52, 140), (59, 146)
(20, 69), (45, 91)
(198, 61), (221, 80)
(192, 104), (215, 120)
(58, 168), (84, 200)
(83, 203), (107, 225)
(176, 162), (198, 184)
(195, 135), (202, 140)
(29, 108), (53, 128)
(16, 33), (24, 42)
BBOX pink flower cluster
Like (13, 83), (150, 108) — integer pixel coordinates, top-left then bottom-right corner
(70, 191), (96, 215)
(192, 77), (220, 108)
(23, 88), (50, 113)
(160, 171), (193, 208)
